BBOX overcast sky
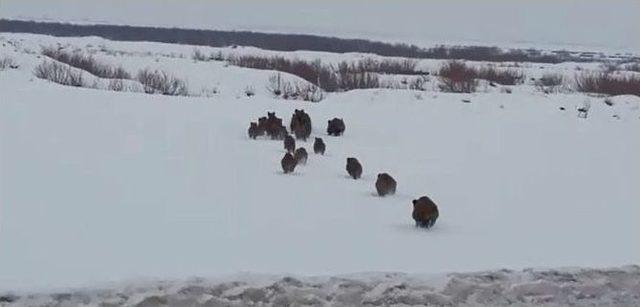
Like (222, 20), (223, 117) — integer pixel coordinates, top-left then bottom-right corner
(1, 0), (638, 52)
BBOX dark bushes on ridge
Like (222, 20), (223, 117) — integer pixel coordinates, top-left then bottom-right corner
(228, 55), (340, 91)
(41, 47), (130, 79)
(230, 56), (419, 92)
(438, 61), (525, 92)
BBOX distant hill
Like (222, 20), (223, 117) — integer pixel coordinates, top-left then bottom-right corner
(1, 19), (632, 64)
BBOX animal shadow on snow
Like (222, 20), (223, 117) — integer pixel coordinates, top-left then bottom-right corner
(341, 174), (373, 181)
(273, 171), (305, 177)
(391, 222), (449, 234)
(365, 191), (413, 200)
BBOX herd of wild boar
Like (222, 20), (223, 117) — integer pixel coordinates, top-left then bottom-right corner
(248, 109), (439, 229)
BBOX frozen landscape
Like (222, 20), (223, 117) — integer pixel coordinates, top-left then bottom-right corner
(1, 1), (640, 305)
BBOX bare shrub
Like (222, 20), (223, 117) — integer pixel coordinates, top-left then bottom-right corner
(265, 73), (324, 102)
(212, 51), (225, 61)
(281, 81), (298, 100)
(0, 57), (18, 70)
(379, 58), (419, 74)
(42, 46), (130, 79)
(110, 67), (130, 79)
(336, 61), (380, 90)
(34, 61), (84, 87)
(295, 82), (324, 102)
(475, 66), (524, 85)
(136, 68), (188, 96)
(228, 55), (337, 91)
(536, 73), (564, 93)
(409, 75), (429, 90)
(339, 58), (419, 75)
(228, 55), (340, 91)
(437, 61), (477, 93)
(537, 73), (564, 87)
(600, 62), (619, 73)
(338, 71), (379, 90)
(244, 86), (255, 97)
(231, 55), (422, 92)
(192, 48), (207, 61)
(622, 62), (640, 72)
(200, 86), (218, 97)
(267, 73), (284, 96)
(108, 79), (125, 91)
(379, 79), (400, 89)
(575, 73), (640, 96)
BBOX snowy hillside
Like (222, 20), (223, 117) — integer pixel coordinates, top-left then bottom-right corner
(1, 32), (639, 300)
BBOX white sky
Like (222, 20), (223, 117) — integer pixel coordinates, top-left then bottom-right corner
(1, 0), (638, 53)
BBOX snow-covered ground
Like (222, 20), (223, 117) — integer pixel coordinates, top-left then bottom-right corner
(1, 33), (639, 299)
(3, 266), (640, 306)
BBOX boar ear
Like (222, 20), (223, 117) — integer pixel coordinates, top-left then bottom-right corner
(412, 199), (416, 205)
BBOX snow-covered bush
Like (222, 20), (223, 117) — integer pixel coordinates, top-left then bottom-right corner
(136, 68), (188, 96)
(34, 61), (84, 87)
(296, 82), (324, 102)
(409, 75), (429, 90)
(265, 73), (324, 102)
(536, 73), (564, 93)
(191, 48), (207, 61)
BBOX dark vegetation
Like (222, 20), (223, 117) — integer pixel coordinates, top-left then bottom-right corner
(337, 58), (419, 75)
(3, 19), (633, 64)
(437, 61), (524, 92)
(474, 66), (524, 85)
(233, 56), (422, 92)
(437, 61), (477, 93)
(37, 46), (189, 95)
(575, 73), (640, 96)
(229, 55), (339, 91)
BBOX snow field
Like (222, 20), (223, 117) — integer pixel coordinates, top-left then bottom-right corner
(0, 33), (639, 292)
